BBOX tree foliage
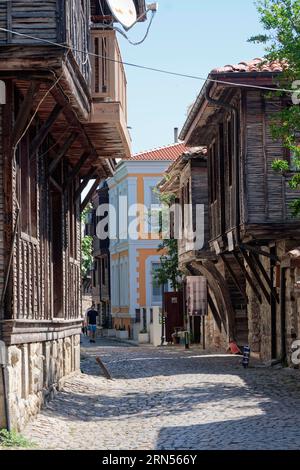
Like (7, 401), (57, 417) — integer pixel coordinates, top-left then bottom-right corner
(81, 235), (93, 279)
(81, 203), (93, 278)
(250, 0), (300, 216)
(152, 189), (182, 291)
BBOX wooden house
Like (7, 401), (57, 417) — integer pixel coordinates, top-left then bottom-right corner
(180, 58), (300, 361)
(0, 0), (145, 430)
(159, 147), (212, 344)
(90, 182), (112, 330)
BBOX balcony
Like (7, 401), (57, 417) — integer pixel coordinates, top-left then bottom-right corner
(83, 30), (131, 160)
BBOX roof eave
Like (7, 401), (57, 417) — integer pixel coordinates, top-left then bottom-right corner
(179, 70), (282, 143)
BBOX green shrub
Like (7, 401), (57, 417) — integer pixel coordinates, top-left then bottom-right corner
(0, 429), (35, 449)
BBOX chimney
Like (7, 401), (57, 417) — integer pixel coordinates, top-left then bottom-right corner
(174, 127), (179, 143)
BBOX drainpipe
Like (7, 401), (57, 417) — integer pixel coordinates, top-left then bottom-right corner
(205, 89), (241, 244)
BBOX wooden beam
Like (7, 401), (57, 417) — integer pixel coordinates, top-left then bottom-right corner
(240, 244), (279, 262)
(249, 251), (279, 304)
(232, 251), (263, 304)
(64, 152), (91, 189)
(220, 253), (248, 303)
(74, 168), (97, 201)
(239, 247), (271, 305)
(188, 260), (237, 341)
(48, 132), (78, 176)
(207, 292), (222, 332)
(12, 81), (41, 146)
(80, 177), (102, 212)
(49, 177), (63, 194)
(29, 103), (64, 159)
(51, 86), (95, 153)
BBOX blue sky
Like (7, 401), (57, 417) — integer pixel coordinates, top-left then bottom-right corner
(118, 0), (266, 154)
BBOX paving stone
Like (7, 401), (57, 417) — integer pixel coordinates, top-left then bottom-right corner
(21, 337), (300, 450)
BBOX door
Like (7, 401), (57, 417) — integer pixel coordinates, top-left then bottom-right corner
(164, 291), (184, 343)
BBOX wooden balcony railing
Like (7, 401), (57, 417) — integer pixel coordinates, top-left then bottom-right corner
(91, 29), (127, 121)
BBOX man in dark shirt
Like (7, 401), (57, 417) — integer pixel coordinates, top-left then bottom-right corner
(86, 304), (99, 343)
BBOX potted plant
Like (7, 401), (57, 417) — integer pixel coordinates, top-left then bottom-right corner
(138, 328), (150, 344)
(116, 325), (129, 340)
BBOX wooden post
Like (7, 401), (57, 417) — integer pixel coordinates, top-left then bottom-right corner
(48, 132), (78, 175)
(29, 104), (64, 159)
(74, 168), (97, 202)
(64, 152), (91, 190)
(80, 176), (101, 212)
(239, 247), (271, 305)
(220, 253), (248, 302)
(12, 81), (41, 146)
(232, 251), (262, 304)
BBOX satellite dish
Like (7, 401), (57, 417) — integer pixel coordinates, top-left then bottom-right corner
(107, 0), (137, 29)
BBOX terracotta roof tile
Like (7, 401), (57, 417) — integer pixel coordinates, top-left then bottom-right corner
(165, 146), (207, 174)
(211, 58), (286, 74)
(129, 143), (187, 161)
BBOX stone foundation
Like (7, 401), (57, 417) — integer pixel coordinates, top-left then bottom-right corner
(247, 240), (300, 366)
(205, 306), (228, 352)
(0, 334), (80, 431)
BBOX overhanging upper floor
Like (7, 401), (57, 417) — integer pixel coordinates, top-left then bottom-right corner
(0, 0), (132, 165)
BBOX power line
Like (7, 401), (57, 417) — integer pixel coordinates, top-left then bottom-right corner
(0, 26), (296, 95)
(113, 10), (156, 46)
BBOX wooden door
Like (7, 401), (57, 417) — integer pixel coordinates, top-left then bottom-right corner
(164, 292), (184, 343)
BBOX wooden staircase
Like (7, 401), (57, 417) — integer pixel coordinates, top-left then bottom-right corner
(225, 264), (249, 347)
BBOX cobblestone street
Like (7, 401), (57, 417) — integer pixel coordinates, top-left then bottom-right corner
(22, 338), (300, 450)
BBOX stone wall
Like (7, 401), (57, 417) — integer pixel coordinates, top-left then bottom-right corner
(0, 367), (5, 428)
(82, 293), (92, 314)
(0, 334), (80, 430)
(205, 307), (228, 352)
(247, 240), (300, 366)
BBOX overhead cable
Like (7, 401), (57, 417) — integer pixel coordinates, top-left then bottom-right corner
(0, 26), (296, 95)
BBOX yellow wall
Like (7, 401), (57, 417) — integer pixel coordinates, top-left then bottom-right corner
(113, 318), (132, 331)
(111, 250), (129, 261)
(112, 307), (129, 314)
(112, 172), (164, 241)
(136, 248), (167, 306)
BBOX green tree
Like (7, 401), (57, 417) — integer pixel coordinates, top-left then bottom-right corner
(81, 203), (93, 278)
(250, 0), (300, 215)
(152, 189), (182, 291)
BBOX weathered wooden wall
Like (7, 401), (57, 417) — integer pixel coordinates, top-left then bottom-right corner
(0, 0), (91, 85)
(207, 89), (300, 243)
(244, 90), (300, 225)
(177, 158), (209, 258)
(0, 1), (59, 43)
(2, 83), (82, 322)
(191, 161), (209, 250)
(0, 105), (4, 311)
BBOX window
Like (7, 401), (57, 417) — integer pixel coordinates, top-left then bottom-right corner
(150, 308), (153, 324)
(19, 129), (37, 238)
(227, 118), (234, 186)
(135, 309), (141, 323)
(101, 258), (106, 285)
(181, 187), (185, 231)
(68, 182), (77, 259)
(150, 186), (160, 205)
(148, 186), (161, 235)
(151, 263), (168, 304)
(287, 144), (300, 172)
(209, 142), (218, 203)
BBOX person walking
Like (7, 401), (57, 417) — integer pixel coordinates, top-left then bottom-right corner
(86, 304), (99, 343)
